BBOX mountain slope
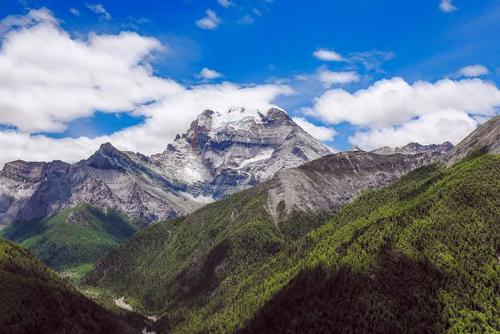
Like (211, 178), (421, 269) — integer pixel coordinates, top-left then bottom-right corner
(1, 204), (138, 270)
(0, 238), (145, 333)
(157, 151), (499, 334)
(0, 107), (331, 228)
(230, 152), (499, 334)
(442, 115), (500, 166)
(88, 116), (498, 334)
(84, 148), (443, 324)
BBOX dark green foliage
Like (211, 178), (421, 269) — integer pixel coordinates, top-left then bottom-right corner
(1, 204), (138, 270)
(148, 154), (498, 333)
(84, 186), (295, 317)
(238, 249), (446, 334)
(221, 154), (499, 334)
(0, 238), (145, 333)
(84, 154), (499, 334)
(84, 182), (326, 328)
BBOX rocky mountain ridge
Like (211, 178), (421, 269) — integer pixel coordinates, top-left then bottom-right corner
(0, 107), (332, 227)
(371, 141), (454, 155)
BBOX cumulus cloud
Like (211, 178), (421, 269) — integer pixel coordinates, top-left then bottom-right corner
(292, 117), (336, 141)
(199, 67), (223, 80)
(458, 64), (489, 77)
(306, 77), (500, 149)
(0, 9), (175, 133)
(0, 7), (57, 34)
(218, 0), (234, 8)
(0, 9), (292, 167)
(313, 48), (343, 62)
(350, 111), (477, 149)
(440, 0), (457, 12)
(318, 70), (360, 87)
(85, 3), (111, 21)
(196, 9), (221, 30)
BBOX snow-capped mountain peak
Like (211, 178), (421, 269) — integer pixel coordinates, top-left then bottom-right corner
(0, 106), (331, 227)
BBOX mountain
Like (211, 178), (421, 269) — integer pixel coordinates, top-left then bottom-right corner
(0, 107), (331, 229)
(0, 237), (148, 333)
(232, 152), (499, 334)
(84, 117), (498, 334)
(1, 204), (139, 270)
(83, 137), (449, 326)
(442, 115), (500, 166)
(151, 107), (332, 198)
(265, 150), (445, 224)
(371, 141), (454, 155)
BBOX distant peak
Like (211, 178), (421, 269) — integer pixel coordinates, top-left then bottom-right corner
(348, 146), (364, 152)
(97, 142), (120, 155)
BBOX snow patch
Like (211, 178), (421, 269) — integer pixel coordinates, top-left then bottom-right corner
(182, 166), (204, 183)
(238, 149), (274, 168)
(180, 191), (214, 204)
(210, 107), (266, 133)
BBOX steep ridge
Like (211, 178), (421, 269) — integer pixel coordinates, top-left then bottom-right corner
(84, 141), (448, 327)
(442, 115), (500, 166)
(0, 107), (331, 228)
(0, 237), (147, 333)
(265, 150), (445, 223)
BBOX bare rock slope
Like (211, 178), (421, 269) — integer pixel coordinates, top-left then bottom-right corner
(0, 107), (331, 227)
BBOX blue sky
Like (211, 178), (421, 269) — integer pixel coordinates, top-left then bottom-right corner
(0, 0), (498, 165)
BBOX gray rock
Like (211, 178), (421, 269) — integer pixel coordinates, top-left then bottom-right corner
(266, 150), (444, 222)
(371, 142), (454, 156)
(0, 107), (332, 227)
(441, 116), (500, 166)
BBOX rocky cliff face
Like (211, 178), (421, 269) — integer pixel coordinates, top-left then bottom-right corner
(265, 150), (445, 222)
(0, 107), (332, 227)
(151, 107), (332, 198)
(442, 115), (500, 166)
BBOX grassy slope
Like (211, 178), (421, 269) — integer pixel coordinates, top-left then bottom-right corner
(0, 238), (147, 333)
(84, 184), (323, 317)
(156, 153), (499, 333)
(1, 204), (139, 270)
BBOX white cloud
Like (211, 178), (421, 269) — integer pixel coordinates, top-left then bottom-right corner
(318, 70), (360, 86)
(458, 64), (489, 77)
(350, 111), (478, 149)
(0, 9), (174, 133)
(218, 0), (233, 8)
(196, 9), (221, 30)
(292, 117), (336, 141)
(85, 3), (111, 21)
(439, 0), (457, 13)
(199, 67), (223, 80)
(69, 8), (80, 17)
(313, 48), (343, 62)
(0, 7), (57, 34)
(306, 77), (500, 149)
(0, 9), (292, 167)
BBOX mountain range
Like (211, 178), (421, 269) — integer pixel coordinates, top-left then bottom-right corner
(0, 108), (455, 271)
(84, 115), (499, 334)
(0, 109), (498, 334)
(0, 107), (331, 228)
